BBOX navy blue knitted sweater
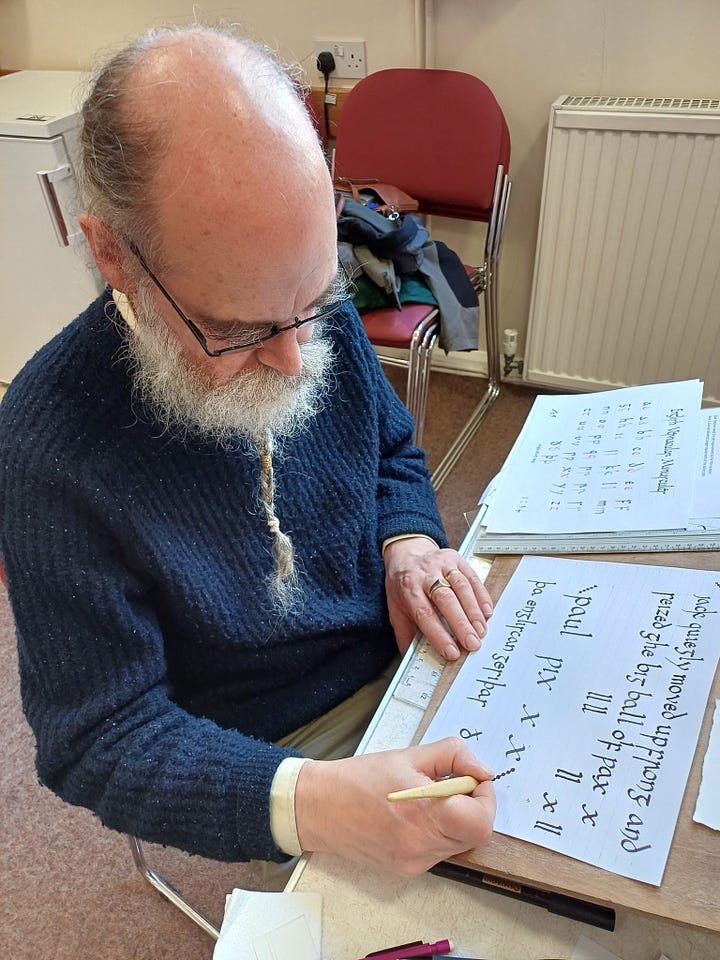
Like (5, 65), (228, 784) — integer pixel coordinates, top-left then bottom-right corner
(0, 290), (446, 862)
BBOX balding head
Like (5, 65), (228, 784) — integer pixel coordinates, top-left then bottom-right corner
(80, 25), (331, 268)
(79, 23), (340, 379)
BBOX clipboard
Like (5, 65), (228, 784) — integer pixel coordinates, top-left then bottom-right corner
(414, 551), (720, 933)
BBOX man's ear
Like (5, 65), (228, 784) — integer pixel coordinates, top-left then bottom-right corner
(79, 215), (131, 292)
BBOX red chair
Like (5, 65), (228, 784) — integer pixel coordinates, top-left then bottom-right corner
(333, 68), (511, 487)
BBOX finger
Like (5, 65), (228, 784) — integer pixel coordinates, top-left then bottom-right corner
(441, 567), (490, 642)
(414, 737), (495, 782)
(440, 789), (497, 848)
(387, 573), (460, 661)
(455, 561), (494, 619)
(414, 602), (462, 661)
(427, 577), (485, 653)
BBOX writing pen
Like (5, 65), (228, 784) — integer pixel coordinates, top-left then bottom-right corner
(387, 775), (480, 802)
(361, 938), (453, 960)
(363, 941), (422, 957)
(429, 861), (615, 931)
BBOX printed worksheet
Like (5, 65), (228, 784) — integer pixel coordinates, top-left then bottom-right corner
(482, 380), (703, 534)
(421, 555), (720, 884)
(692, 408), (720, 520)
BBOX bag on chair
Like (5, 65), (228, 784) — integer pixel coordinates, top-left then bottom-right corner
(333, 177), (419, 218)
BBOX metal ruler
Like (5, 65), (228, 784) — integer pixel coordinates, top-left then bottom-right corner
(473, 534), (720, 555)
(356, 636), (444, 754)
(393, 637), (445, 708)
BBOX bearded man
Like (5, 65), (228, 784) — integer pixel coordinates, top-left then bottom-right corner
(0, 24), (496, 877)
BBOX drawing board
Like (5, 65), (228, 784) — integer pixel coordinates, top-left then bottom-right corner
(414, 551), (720, 932)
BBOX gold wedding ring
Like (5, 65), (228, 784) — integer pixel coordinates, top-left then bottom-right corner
(428, 576), (451, 598)
(444, 568), (461, 581)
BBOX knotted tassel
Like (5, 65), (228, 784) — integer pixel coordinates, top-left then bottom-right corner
(255, 430), (299, 612)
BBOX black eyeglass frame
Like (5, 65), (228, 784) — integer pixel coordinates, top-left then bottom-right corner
(125, 240), (346, 357)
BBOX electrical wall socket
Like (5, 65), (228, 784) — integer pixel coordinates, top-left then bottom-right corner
(314, 40), (366, 79)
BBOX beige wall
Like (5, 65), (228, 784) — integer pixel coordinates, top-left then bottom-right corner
(3, 0), (720, 364)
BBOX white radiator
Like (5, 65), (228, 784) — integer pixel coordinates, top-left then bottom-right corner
(525, 95), (720, 403)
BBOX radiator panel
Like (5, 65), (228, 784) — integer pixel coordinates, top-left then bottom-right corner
(525, 97), (720, 403)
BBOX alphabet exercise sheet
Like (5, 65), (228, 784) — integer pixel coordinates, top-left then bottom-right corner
(421, 556), (720, 884)
(482, 379), (703, 534)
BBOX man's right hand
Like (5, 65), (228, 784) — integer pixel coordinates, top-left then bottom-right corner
(294, 737), (496, 876)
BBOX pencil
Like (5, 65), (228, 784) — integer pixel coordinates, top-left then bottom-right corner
(386, 775), (480, 802)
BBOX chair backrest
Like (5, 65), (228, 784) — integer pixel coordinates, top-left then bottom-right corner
(333, 68), (510, 223)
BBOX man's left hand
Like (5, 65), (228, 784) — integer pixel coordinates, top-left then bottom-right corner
(383, 537), (493, 660)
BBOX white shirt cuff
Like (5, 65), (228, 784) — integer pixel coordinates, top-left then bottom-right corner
(269, 756), (310, 856)
(381, 533), (439, 556)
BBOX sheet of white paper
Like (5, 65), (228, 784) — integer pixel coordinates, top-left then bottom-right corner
(421, 556), (720, 884)
(213, 889), (322, 960)
(571, 934), (623, 960)
(482, 380), (702, 534)
(252, 915), (319, 960)
(479, 408), (720, 535)
(691, 409), (720, 518)
(693, 699), (720, 830)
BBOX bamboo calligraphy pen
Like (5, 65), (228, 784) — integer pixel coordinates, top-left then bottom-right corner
(387, 772), (513, 802)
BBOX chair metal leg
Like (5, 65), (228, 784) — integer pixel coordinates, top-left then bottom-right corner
(413, 324), (439, 447)
(402, 313), (440, 446)
(430, 283), (499, 490)
(405, 323), (424, 440)
(128, 836), (220, 940)
(430, 170), (511, 491)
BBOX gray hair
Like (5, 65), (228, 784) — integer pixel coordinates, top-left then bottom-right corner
(78, 24), (308, 264)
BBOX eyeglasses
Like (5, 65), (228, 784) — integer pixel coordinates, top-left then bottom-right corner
(125, 240), (346, 357)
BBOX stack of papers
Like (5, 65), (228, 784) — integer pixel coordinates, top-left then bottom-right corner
(213, 889), (322, 960)
(474, 379), (720, 554)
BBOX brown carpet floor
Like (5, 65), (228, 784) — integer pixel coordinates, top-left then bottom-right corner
(0, 369), (537, 960)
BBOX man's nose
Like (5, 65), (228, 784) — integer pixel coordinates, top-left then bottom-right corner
(257, 326), (309, 377)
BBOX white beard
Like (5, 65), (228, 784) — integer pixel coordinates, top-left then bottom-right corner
(122, 282), (335, 447)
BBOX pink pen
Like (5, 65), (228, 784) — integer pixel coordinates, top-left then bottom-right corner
(362, 940), (453, 960)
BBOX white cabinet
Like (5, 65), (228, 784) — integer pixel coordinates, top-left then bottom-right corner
(0, 71), (104, 382)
